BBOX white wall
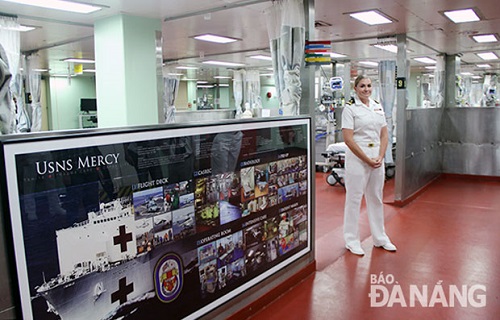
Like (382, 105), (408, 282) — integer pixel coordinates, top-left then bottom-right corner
(48, 76), (96, 130)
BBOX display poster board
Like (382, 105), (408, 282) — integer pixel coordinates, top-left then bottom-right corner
(1, 118), (311, 320)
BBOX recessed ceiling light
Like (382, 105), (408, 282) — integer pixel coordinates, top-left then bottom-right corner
(214, 76), (231, 79)
(218, 84), (229, 87)
(83, 69), (96, 73)
(359, 61), (379, 67)
(476, 52), (499, 60)
(51, 74), (76, 78)
(249, 55), (273, 61)
(3, 0), (103, 14)
(443, 8), (480, 23)
(472, 34), (498, 43)
(202, 60), (245, 67)
(414, 57), (437, 64)
(197, 85), (215, 88)
(167, 73), (183, 76)
(460, 72), (473, 76)
(349, 10), (394, 25)
(63, 58), (95, 64)
(330, 52), (347, 58)
(472, 75), (483, 79)
(19, 25), (37, 32)
(32, 68), (48, 72)
(476, 64), (491, 68)
(197, 81), (208, 84)
(425, 66), (437, 70)
(373, 44), (398, 53)
(193, 34), (239, 44)
(176, 66), (198, 70)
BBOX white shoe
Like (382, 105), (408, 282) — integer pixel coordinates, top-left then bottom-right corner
(375, 243), (397, 252)
(346, 244), (365, 256)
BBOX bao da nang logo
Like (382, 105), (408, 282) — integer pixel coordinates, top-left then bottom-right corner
(369, 272), (486, 308)
(154, 253), (184, 303)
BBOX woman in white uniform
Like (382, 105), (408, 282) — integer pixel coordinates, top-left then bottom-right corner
(341, 75), (396, 256)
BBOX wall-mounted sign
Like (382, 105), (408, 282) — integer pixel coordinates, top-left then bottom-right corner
(1, 118), (312, 320)
(396, 77), (407, 89)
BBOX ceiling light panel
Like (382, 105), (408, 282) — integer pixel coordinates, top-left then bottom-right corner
(373, 44), (398, 53)
(476, 52), (499, 60)
(62, 58), (95, 63)
(349, 10), (394, 25)
(358, 61), (378, 67)
(443, 8), (480, 23)
(194, 34), (239, 44)
(472, 34), (498, 43)
(414, 57), (437, 64)
(202, 61), (245, 67)
(249, 55), (272, 61)
(3, 0), (102, 14)
(330, 52), (347, 58)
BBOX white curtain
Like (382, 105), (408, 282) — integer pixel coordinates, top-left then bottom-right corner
(0, 16), (20, 134)
(245, 70), (262, 116)
(429, 55), (445, 108)
(233, 69), (245, 118)
(163, 73), (180, 124)
(27, 54), (42, 131)
(378, 61), (396, 165)
(265, 0), (305, 116)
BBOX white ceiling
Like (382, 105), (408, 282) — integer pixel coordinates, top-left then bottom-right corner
(1, 0), (499, 79)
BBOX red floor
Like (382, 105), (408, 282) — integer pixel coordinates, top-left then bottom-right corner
(247, 173), (500, 320)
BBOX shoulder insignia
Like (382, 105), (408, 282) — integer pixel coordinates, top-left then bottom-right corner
(346, 97), (355, 105)
(374, 99), (380, 104)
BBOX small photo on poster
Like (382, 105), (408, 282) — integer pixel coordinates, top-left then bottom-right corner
(269, 195), (278, 207)
(199, 259), (218, 295)
(254, 164), (269, 198)
(216, 231), (244, 268)
(136, 217), (154, 254)
(228, 258), (246, 284)
(299, 180), (307, 196)
(277, 183), (299, 204)
(153, 212), (173, 244)
(298, 221), (308, 243)
(278, 212), (294, 239)
(163, 181), (193, 211)
(240, 199), (258, 218)
(244, 222), (264, 248)
(299, 168), (308, 181)
(268, 161), (278, 175)
(245, 242), (267, 273)
(240, 167), (255, 201)
(172, 206), (196, 240)
(263, 216), (279, 240)
(133, 186), (165, 217)
(179, 193), (195, 209)
(211, 172), (240, 203)
(195, 203), (220, 233)
(279, 232), (298, 255)
(195, 178), (207, 208)
(219, 201), (242, 225)
(266, 237), (279, 262)
(256, 195), (269, 212)
(291, 205), (308, 226)
(198, 241), (217, 265)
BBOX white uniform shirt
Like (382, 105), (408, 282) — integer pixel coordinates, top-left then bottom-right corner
(342, 96), (387, 146)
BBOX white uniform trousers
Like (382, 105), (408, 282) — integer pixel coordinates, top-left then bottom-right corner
(343, 146), (390, 247)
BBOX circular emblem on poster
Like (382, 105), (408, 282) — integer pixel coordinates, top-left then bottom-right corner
(154, 253), (183, 303)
